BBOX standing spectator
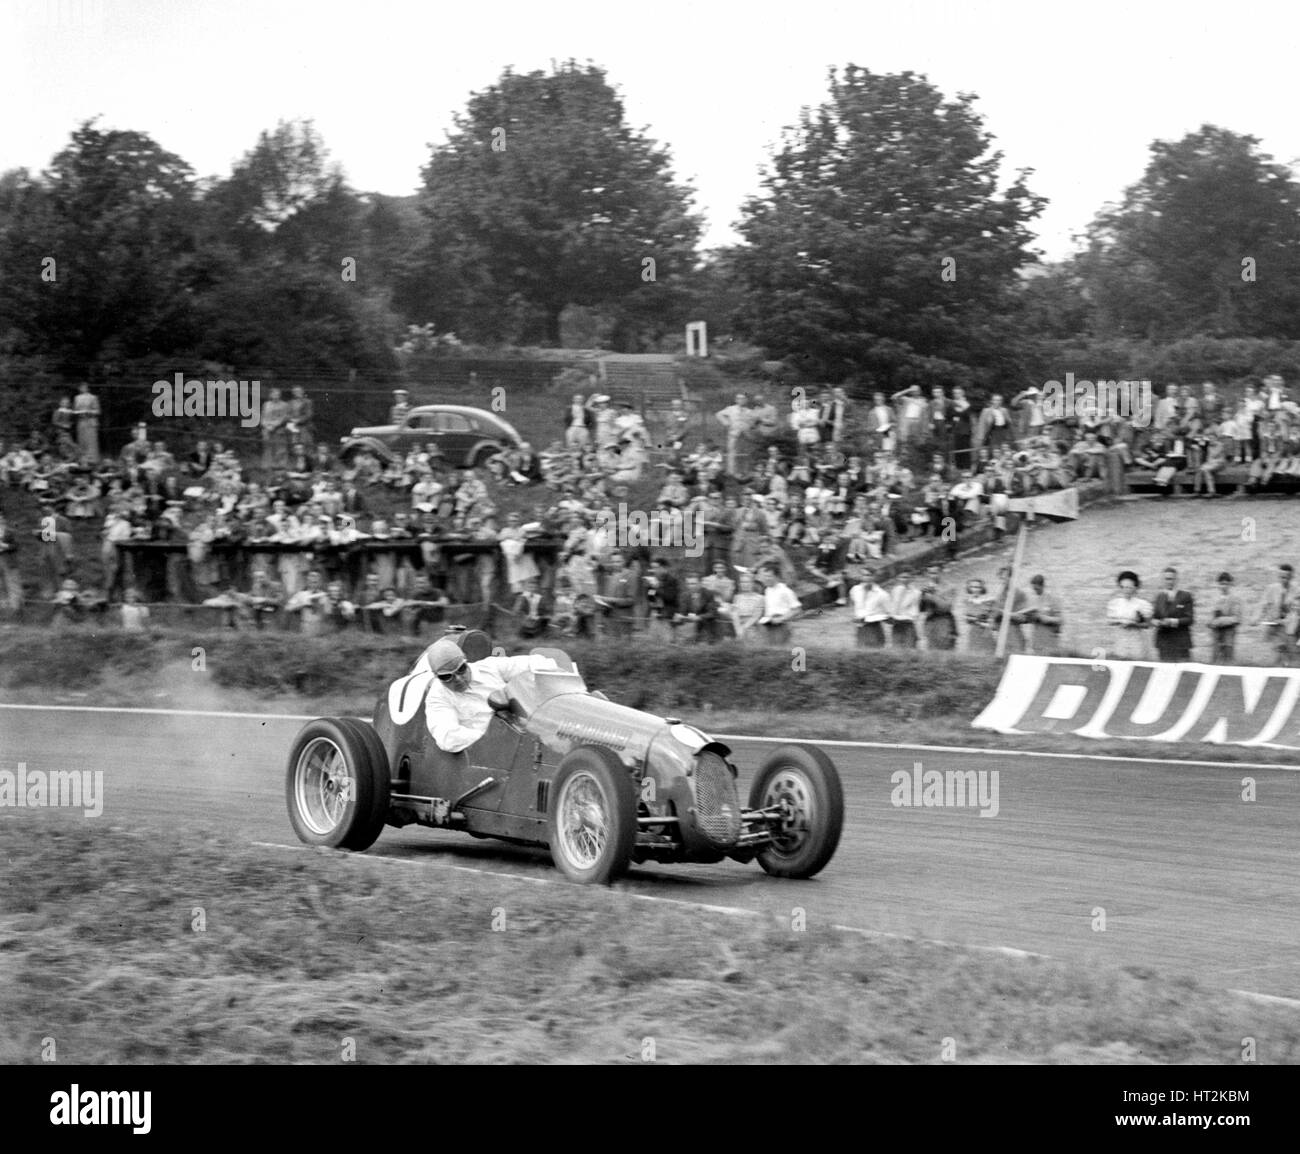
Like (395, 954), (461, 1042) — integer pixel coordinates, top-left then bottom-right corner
(594, 549), (638, 639)
(285, 569), (331, 635)
(676, 572), (720, 643)
(1258, 563), (1298, 666)
(1152, 566), (1195, 662)
(1199, 381), (1224, 428)
(749, 389), (780, 442)
(389, 389), (412, 424)
(888, 573), (921, 648)
(865, 392), (895, 455)
(850, 569), (890, 648)
(644, 557), (680, 641)
(756, 566), (801, 646)
(919, 566), (958, 650)
(974, 394), (1014, 453)
(563, 393), (595, 449)
(52, 395), (75, 449)
(820, 387), (851, 445)
(1153, 384), (1181, 432)
(498, 511), (540, 594)
(892, 385), (926, 447)
(34, 500), (74, 598)
(715, 393), (754, 476)
(1206, 572), (1242, 665)
(261, 388), (290, 469)
(1018, 574), (1064, 655)
(1106, 570), (1155, 660)
(0, 511), (21, 611)
(73, 383), (101, 463)
(701, 560), (735, 605)
(992, 565), (1029, 654)
(288, 386), (315, 447)
(962, 578), (997, 655)
(950, 387), (974, 468)
(1010, 386), (1045, 441)
(925, 387), (951, 455)
(512, 576), (552, 639)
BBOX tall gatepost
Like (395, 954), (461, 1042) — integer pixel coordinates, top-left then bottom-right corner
(685, 320), (708, 357)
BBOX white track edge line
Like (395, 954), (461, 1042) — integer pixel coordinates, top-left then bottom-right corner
(4, 701), (1298, 771)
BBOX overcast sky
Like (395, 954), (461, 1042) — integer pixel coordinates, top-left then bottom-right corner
(5, 0), (1297, 260)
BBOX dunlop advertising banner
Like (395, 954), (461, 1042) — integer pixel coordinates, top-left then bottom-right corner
(972, 656), (1300, 750)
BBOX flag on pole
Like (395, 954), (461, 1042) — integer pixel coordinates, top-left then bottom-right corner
(1006, 487), (1079, 522)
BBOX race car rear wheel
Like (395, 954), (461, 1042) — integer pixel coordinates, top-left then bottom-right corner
(748, 744), (844, 879)
(547, 747), (637, 885)
(286, 718), (390, 851)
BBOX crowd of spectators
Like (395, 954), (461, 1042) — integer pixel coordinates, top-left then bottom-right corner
(840, 560), (1298, 666)
(2, 373), (1299, 652)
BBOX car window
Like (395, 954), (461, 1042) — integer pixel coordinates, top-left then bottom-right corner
(439, 413), (472, 433)
(406, 413), (438, 430)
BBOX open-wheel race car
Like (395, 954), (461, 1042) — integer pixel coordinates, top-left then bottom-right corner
(285, 629), (844, 884)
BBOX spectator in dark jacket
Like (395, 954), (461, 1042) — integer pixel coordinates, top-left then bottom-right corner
(1152, 566), (1195, 662)
(675, 572), (720, 643)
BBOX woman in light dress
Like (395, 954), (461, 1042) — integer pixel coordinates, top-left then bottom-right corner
(1105, 569), (1155, 660)
(724, 571), (766, 644)
(963, 578), (998, 655)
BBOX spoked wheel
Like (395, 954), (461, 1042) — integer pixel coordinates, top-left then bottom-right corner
(546, 746), (636, 884)
(285, 718), (390, 851)
(748, 744), (844, 878)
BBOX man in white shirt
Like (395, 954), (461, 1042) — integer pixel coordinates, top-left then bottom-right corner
(756, 567), (801, 646)
(412, 638), (559, 753)
(850, 569), (891, 648)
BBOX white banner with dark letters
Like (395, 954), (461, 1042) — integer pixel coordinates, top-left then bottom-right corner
(972, 656), (1300, 749)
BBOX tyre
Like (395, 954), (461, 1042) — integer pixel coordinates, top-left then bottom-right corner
(546, 746), (637, 884)
(286, 717), (391, 851)
(748, 744), (844, 879)
(471, 444), (498, 467)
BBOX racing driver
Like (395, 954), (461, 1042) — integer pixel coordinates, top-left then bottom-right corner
(414, 637), (559, 753)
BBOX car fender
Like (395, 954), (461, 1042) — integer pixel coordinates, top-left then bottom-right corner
(340, 435), (396, 463)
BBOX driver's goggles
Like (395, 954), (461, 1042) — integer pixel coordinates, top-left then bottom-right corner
(436, 661), (469, 683)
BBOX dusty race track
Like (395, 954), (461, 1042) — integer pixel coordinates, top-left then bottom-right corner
(4, 703), (1298, 1002)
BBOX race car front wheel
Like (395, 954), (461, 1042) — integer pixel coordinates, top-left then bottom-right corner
(286, 718), (390, 851)
(547, 746), (637, 885)
(748, 744), (844, 879)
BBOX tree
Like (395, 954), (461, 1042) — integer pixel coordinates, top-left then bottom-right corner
(1077, 125), (1300, 340)
(0, 121), (200, 364)
(405, 61), (702, 346)
(193, 121), (396, 374)
(733, 67), (1045, 391)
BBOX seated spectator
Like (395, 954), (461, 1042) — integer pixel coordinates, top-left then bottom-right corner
(120, 587), (151, 633)
(1192, 432), (1228, 496)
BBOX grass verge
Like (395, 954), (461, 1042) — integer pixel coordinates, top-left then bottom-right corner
(2, 820), (1297, 1064)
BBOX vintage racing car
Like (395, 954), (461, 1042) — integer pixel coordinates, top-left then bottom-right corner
(285, 629), (844, 884)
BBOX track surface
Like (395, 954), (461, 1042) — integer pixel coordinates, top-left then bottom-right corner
(3, 707), (1299, 998)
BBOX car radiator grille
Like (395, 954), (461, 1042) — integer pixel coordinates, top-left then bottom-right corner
(693, 752), (741, 848)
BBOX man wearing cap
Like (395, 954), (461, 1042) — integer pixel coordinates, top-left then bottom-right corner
(1016, 574), (1064, 655)
(410, 637), (559, 753)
